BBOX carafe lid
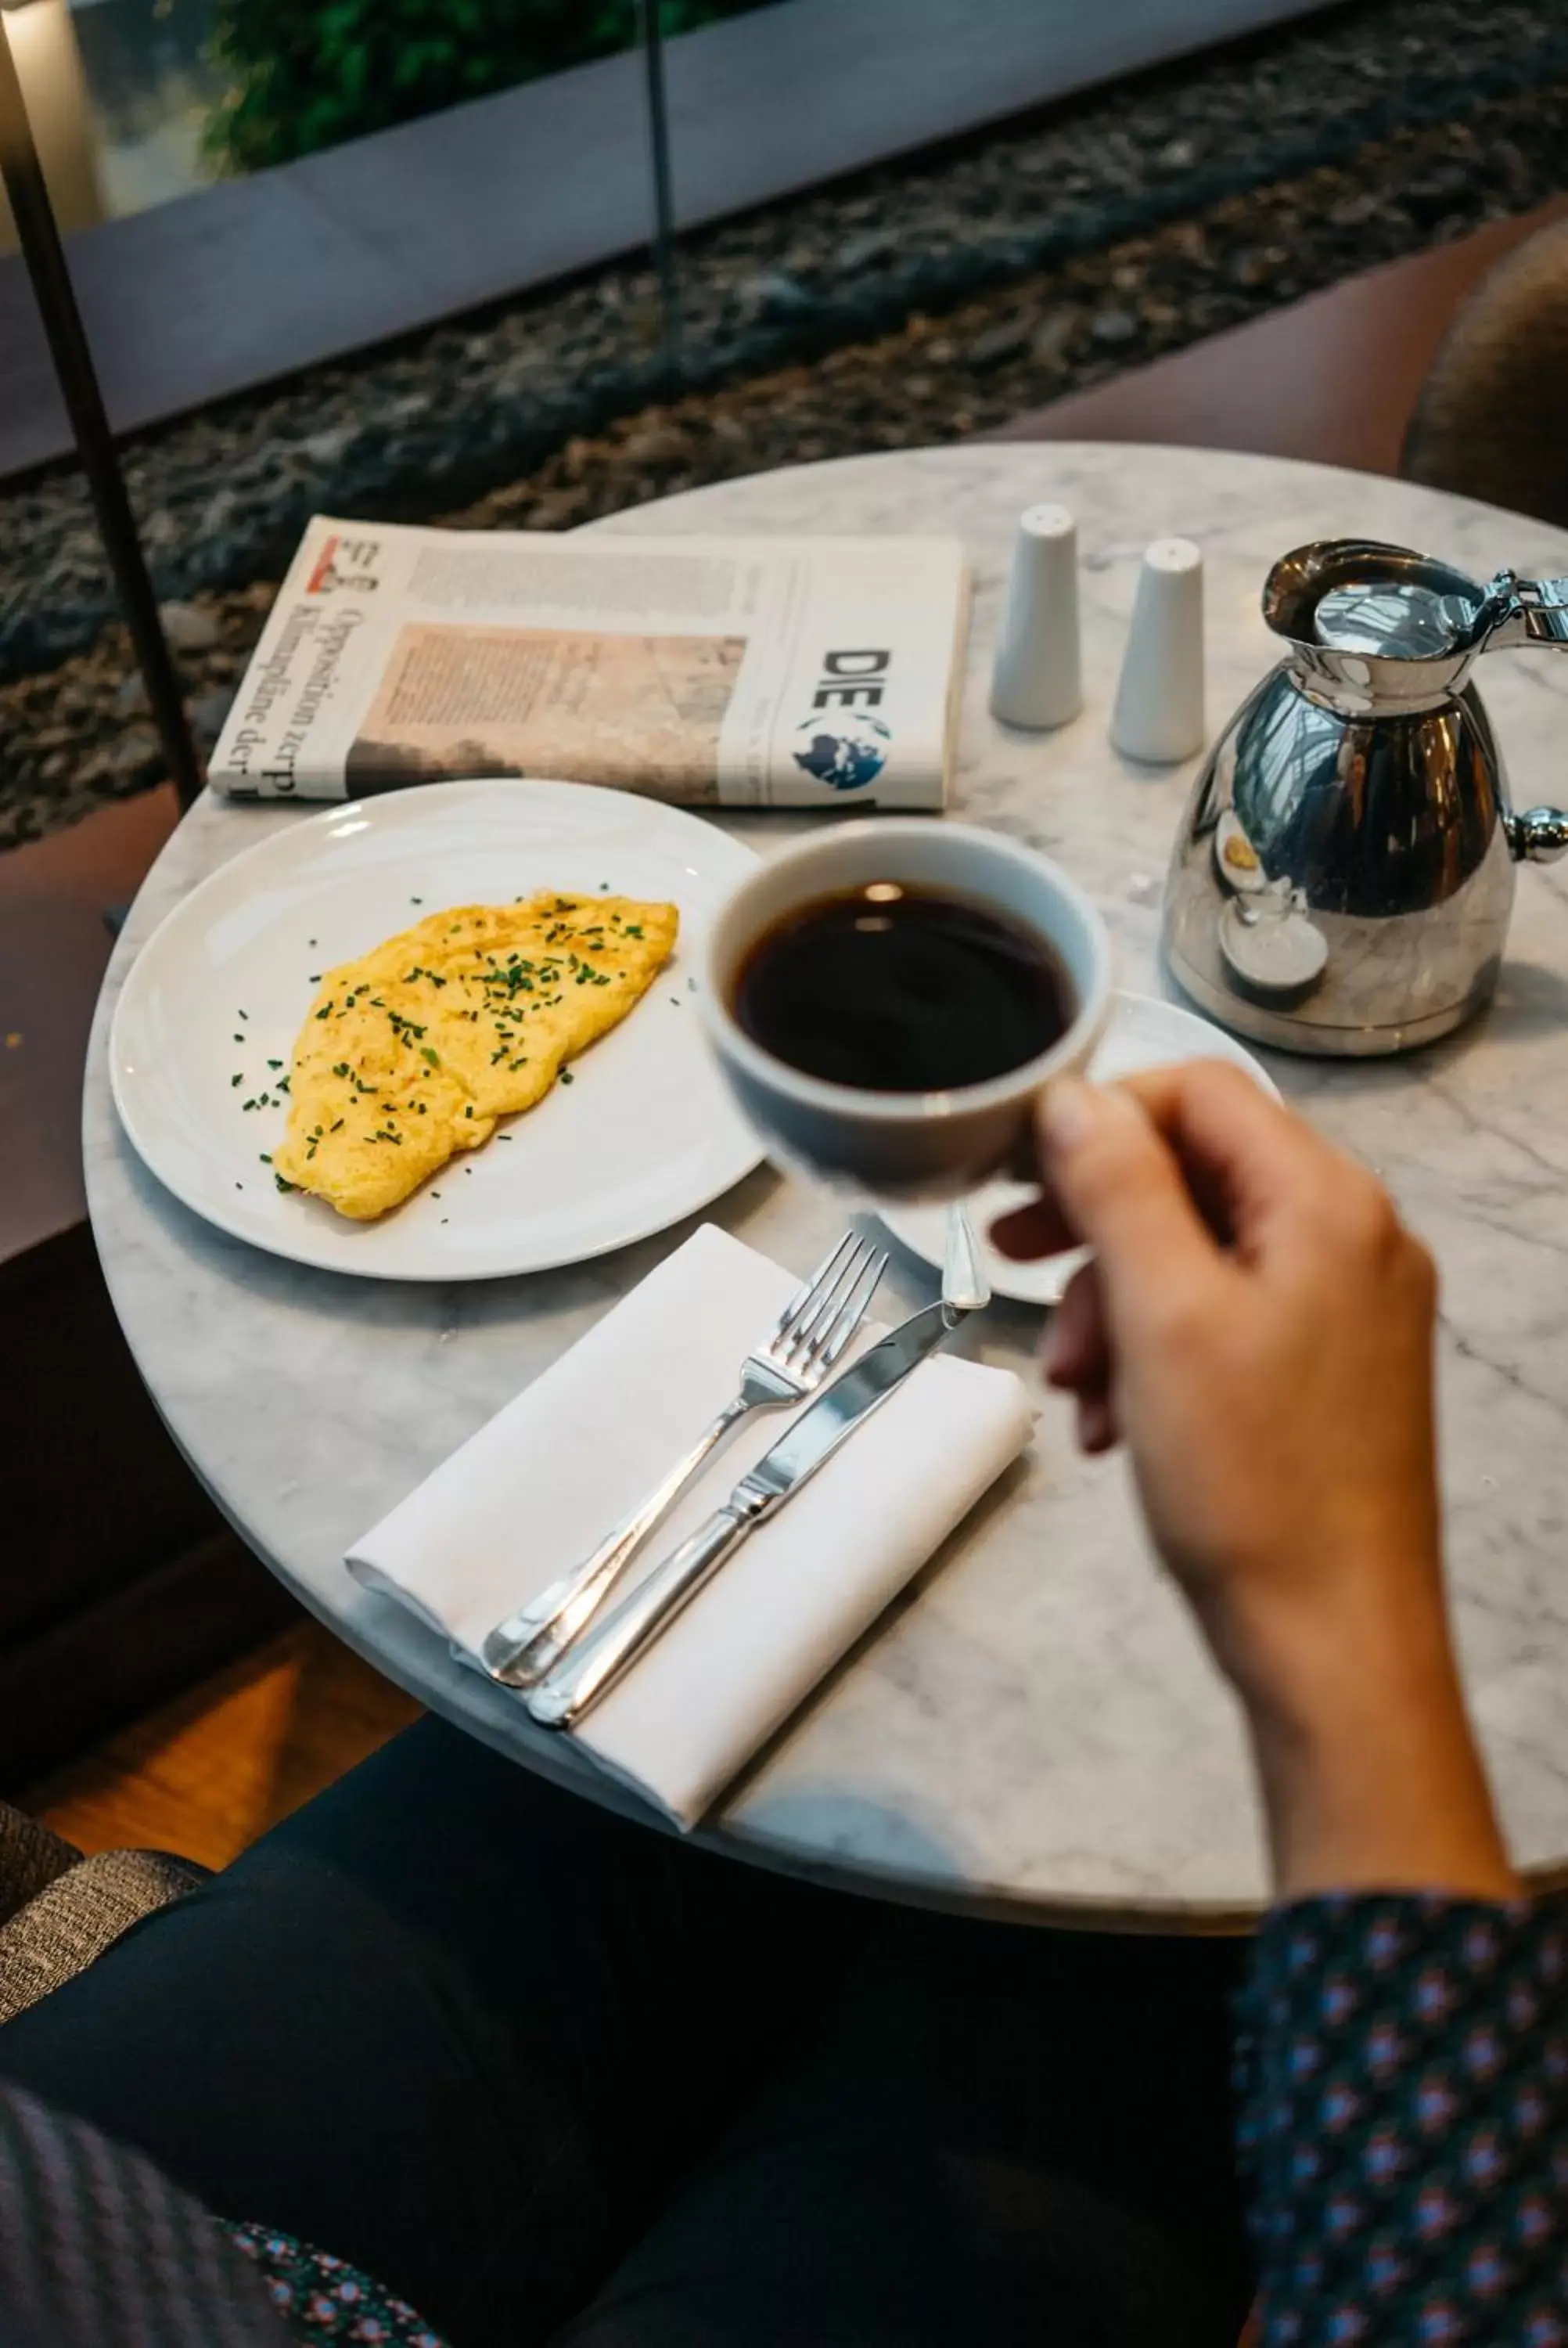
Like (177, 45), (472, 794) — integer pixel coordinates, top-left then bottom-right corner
(1311, 578), (1481, 661)
(1264, 538), (1491, 663)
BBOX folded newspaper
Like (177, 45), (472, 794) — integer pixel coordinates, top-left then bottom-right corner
(210, 517), (970, 811)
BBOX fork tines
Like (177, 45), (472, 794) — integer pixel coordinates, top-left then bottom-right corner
(772, 1233), (886, 1378)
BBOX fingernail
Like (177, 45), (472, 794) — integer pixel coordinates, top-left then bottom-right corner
(1041, 1077), (1095, 1155)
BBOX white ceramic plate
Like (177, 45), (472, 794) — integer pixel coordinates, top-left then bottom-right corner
(877, 991), (1281, 1306)
(110, 779), (764, 1281)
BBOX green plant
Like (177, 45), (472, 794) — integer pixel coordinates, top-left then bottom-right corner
(207, 0), (768, 175)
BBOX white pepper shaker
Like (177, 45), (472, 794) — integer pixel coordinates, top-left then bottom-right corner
(1109, 537), (1206, 764)
(990, 503), (1083, 731)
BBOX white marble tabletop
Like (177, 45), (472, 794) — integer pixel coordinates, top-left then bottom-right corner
(85, 445), (1568, 1927)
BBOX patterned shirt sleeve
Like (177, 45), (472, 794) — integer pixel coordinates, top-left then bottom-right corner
(1236, 1893), (1568, 2344)
(223, 2224), (448, 2348)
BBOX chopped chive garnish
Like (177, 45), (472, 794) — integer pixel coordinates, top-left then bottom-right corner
(231, 1073), (243, 1086)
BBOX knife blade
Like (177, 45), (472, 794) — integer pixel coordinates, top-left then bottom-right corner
(526, 1298), (962, 1731)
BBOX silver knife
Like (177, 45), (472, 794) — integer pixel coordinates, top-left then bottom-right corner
(526, 1298), (965, 1732)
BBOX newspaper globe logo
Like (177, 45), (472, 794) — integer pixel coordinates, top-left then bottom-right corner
(791, 708), (891, 792)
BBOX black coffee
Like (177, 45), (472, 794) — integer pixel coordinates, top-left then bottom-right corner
(733, 884), (1073, 1093)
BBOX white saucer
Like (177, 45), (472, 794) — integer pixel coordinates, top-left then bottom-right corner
(876, 990), (1281, 1307)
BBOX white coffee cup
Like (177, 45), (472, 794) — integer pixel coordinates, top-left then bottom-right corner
(700, 819), (1112, 1199)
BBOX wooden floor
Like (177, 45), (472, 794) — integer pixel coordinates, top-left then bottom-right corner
(26, 1622), (421, 1871)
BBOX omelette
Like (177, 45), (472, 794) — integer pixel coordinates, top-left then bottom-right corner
(272, 892), (678, 1219)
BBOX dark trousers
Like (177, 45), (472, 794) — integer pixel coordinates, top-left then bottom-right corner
(0, 1719), (1253, 2346)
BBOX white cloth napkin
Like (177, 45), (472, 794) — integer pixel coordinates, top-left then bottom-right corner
(348, 1223), (1031, 1828)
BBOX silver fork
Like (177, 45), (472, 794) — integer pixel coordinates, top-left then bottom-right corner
(481, 1233), (887, 1689)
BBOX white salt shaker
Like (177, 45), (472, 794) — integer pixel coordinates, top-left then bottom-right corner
(1109, 537), (1206, 764)
(990, 503), (1083, 730)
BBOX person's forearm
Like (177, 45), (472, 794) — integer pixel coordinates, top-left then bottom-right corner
(1214, 1562), (1518, 1901)
(1252, 1682), (1517, 1900)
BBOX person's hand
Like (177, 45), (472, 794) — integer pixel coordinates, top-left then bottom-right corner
(994, 1064), (1437, 1669)
(993, 1064), (1516, 1901)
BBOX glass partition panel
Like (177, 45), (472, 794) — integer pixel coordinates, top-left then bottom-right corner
(5, 0), (1566, 848)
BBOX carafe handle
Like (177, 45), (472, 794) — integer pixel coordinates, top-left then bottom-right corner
(1480, 576), (1568, 857)
(1483, 574), (1568, 649)
(1514, 578), (1568, 646)
(1505, 807), (1568, 863)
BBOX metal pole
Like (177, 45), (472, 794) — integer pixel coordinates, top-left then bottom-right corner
(0, 7), (203, 811)
(635, 0), (682, 380)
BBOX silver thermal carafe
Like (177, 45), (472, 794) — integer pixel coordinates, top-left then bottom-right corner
(1162, 538), (1568, 1055)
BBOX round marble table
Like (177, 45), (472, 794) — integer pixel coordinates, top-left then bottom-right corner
(85, 445), (1568, 1928)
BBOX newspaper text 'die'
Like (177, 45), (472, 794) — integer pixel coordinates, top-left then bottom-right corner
(210, 517), (970, 812)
